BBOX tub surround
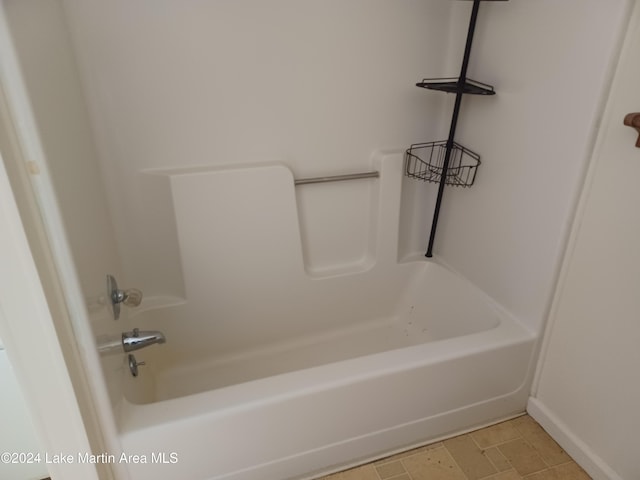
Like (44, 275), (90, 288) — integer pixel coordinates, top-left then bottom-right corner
(59, 0), (452, 309)
(125, 151), (512, 386)
(131, 153), (414, 367)
(116, 153), (536, 480)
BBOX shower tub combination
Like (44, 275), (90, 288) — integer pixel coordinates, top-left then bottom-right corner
(111, 153), (535, 480)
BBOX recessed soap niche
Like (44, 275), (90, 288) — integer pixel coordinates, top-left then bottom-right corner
(294, 176), (379, 277)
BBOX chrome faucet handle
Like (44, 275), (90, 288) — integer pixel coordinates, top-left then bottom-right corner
(117, 288), (143, 307)
(128, 354), (146, 377)
(107, 274), (143, 320)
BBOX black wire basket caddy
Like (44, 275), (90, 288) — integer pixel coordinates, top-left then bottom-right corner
(404, 140), (481, 187)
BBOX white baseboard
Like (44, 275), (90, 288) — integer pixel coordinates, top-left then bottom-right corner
(527, 398), (621, 480)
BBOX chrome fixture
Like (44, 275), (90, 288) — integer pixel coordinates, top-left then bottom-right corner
(128, 354), (145, 377)
(122, 328), (166, 352)
(294, 170), (379, 186)
(107, 274), (143, 320)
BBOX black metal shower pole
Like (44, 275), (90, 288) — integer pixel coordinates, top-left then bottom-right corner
(426, 0), (482, 258)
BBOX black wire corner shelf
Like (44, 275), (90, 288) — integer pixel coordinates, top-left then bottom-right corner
(403, 0), (507, 257)
(405, 141), (480, 188)
(416, 77), (495, 96)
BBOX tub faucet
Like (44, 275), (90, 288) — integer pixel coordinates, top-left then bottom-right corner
(122, 328), (166, 352)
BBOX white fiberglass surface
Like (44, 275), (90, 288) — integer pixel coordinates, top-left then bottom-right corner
(120, 157), (507, 405)
(118, 307), (534, 480)
(126, 261), (502, 404)
(154, 317), (432, 402)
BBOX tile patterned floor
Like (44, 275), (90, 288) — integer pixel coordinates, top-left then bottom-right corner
(316, 415), (591, 480)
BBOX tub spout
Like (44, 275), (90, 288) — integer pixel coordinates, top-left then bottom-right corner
(122, 328), (166, 352)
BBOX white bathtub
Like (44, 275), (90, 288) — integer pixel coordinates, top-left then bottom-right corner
(116, 260), (535, 480)
(106, 155), (536, 480)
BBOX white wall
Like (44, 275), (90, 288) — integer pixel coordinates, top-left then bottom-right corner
(0, 348), (49, 480)
(3, 0), (121, 305)
(2, 0), (126, 395)
(436, 0), (628, 332)
(59, 0), (452, 302)
(57, 0), (632, 339)
(530, 3), (639, 479)
(2, 2), (136, 477)
(3, 0), (129, 420)
(0, 145), (100, 479)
